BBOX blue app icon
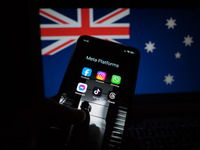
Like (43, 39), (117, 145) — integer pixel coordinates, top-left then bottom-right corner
(82, 67), (92, 77)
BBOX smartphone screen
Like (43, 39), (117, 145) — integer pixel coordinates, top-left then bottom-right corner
(58, 35), (140, 150)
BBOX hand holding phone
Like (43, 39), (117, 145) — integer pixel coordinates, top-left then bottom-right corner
(58, 35), (140, 150)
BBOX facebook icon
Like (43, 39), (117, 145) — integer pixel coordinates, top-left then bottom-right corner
(82, 67), (92, 77)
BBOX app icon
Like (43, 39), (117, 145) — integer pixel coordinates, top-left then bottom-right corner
(111, 75), (121, 85)
(76, 83), (87, 93)
(108, 91), (116, 100)
(82, 67), (92, 77)
(96, 71), (107, 81)
(93, 87), (102, 96)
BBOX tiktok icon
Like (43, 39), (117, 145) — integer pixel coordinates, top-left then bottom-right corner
(92, 87), (102, 96)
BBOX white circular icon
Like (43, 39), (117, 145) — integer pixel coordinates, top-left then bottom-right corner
(109, 92), (116, 100)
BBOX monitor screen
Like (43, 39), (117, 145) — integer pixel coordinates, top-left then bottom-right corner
(40, 8), (200, 97)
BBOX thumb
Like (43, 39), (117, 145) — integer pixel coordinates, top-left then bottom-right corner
(43, 98), (86, 125)
(27, 98), (86, 130)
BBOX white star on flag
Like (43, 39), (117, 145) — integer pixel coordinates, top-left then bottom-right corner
(164, 74), (175, 85)
(183, 35), (194, 46)
(144, 41), (156, 53)
(165, 17), (177, 29)
(175, 51), (181, 59)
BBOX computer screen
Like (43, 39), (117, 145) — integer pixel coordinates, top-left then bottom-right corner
(40, 8), (200, 97)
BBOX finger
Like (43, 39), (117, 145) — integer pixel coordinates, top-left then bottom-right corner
(38, 98), (86, 125)
(53, 102), (86, 125)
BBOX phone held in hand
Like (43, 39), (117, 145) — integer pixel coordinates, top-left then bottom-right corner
(58, 35), (140, 150)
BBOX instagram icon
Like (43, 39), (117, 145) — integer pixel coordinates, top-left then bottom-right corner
(96, 71), (107, 81)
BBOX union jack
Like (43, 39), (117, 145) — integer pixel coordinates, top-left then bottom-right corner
(40, 8), (130, 55)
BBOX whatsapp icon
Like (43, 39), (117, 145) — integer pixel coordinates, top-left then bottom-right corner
(111, 75), (121, 85)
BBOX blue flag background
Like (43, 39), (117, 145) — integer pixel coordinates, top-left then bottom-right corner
(40, 9), (200, 97)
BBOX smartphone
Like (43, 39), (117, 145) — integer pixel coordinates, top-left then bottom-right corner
(57, 35), (140, 150)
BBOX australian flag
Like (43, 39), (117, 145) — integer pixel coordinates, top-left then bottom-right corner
(40, 8), (200, 97)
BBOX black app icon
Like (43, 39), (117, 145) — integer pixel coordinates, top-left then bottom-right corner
(92, 87), (102, 96)
(108, 91), (116, 100)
